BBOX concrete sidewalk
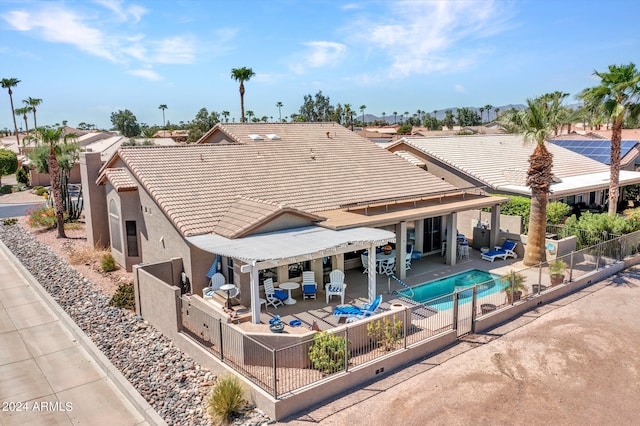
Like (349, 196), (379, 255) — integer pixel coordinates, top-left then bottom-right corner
(0, 244), (158, 425)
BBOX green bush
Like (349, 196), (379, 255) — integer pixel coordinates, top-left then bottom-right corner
(0, 185), (12, 194)
(28, 206), (57, 228)
(367, 316), (403, 351)
(308, 331), (349, 374)
(564, 211), (639, 247)
(0, 150), (18, 180)
(16, 167), (30, 185)
(109, 281), (135, 310)
(34, 186), (47, 196)
(546, 201), (570, 225)
(101, 253), (117, 272)
(206, 374), (246, 424)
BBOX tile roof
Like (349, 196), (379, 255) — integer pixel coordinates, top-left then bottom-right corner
(390, 134), (611, 192)
(101, 123), (458, 237)
(103, 168), (138, 192)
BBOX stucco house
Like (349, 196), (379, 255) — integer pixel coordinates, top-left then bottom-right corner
(82, 122), (507, 324)
(387, 134), (640, 210)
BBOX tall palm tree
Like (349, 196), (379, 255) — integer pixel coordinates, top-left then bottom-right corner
(24, 97), (42, 130)
(158, 104), (168, 129)
(359, 105), (366, 126)
(230, 67), (255, 123)
(404, 111), (409, 123)
(484, 104), (493, 122)
(32, 127), (77, 238)
(15, 106), (31, 139)
(1, 77), (21, 147)
(222, 111), (230, 123)
(276, 101), (283, 122)
(479, 107), (485, 123)
(579, 63), (640, 215)
(382, 112), (386, 124)
(393, 111), (398, 124)
(494, 107), (500, 120)
(512, 97), (557, 266)
(246, 110), (255, 122)
(344, 104), (352, 129)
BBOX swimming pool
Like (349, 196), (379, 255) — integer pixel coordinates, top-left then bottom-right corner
(399, 269), (501, 310)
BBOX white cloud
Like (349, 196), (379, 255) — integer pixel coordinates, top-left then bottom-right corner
(128, 68), (162, 81)
(349, 0), (513, 79)
(291, 41), (347, 74)
(93, 0), (147, 23)
(454, 84), (465, 93)
(150, 36), (196, 64)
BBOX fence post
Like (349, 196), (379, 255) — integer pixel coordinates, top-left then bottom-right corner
(344, 328), (349, 373)
(537, 263), (543, 295)
(218, 320), (224, 362)
(403, 307), (408, 349)
(272, 349), (277, 399)
(569, 251), (574, 282)
(510, 270), (516, 305)
(471, 286), (477, 333)
(452, 292), (459, 331)
(596, 242), (602, 271)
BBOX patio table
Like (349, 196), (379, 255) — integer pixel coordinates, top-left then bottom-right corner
(278, 282), (300, 305)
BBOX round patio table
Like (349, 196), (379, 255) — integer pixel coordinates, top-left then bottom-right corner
(278, 282), (300, 305)
(220, 284), (237, 310)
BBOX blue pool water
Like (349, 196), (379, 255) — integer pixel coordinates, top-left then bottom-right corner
(399, 269), (501, 310)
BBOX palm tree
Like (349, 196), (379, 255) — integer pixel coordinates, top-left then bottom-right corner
(276, 101), (283, 122)
(579, 63), (640, 215)
(246, 110), (255, 122)
(360, 105), (366, 126)
(222, 111), (230, 123)
(24, 97), (42, 130)
(479, 107), (485, 123)
(494, 107), (500, 120)
(344, 104), (352, 129)
(404, 111), (409, 124)
(14, 106), (31, 139)
(484, 104), (493, 123)
(230, 67), (255, 123)
(1, 77), (21, 147)
(32, 127), (77, 238)
(382, 112), (386, 124)
(393, 111), (398, 124)
(512, 97), (557, 266)
(158, 104), (167, 129)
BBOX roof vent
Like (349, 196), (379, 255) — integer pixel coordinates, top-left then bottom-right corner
(266, 134), (281, 140)
(248, 134), (263, 141)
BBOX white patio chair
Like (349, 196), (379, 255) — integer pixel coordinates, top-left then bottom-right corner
(405, 252), (412, 270)
(361, 254), (369, 274)
(302, 271), (317, 300)
(263, 278), (287, 309)
(326, 282), (346, 304)
(203, 272), (226, 298)
(379, 258), (396, 276)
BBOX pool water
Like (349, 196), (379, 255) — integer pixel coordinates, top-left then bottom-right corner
(399, 269), (501, 310)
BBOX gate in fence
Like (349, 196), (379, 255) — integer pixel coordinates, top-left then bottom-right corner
(452, 287), (477, 337)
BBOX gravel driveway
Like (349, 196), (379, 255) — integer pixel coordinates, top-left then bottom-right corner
(286, 269), (640, 425)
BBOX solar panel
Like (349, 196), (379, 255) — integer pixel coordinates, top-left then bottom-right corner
(549, 139), (639, 165)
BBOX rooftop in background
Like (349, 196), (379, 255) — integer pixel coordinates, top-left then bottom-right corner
(548, 139), (640, 165)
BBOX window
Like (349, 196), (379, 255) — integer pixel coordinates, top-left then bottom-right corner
(226, 257), (234, 284)
(566, 195), (576, 205)
(125, 221), (138, 257)
(109, 199), (121, 252)
(288, 261), (310, 279)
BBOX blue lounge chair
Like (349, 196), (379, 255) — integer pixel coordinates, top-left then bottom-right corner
(333, 295), (382, 321)
(481, 240), (518, 262)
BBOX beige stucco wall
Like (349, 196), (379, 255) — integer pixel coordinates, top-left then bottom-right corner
(80, 152), (110, 247)
(30, 163), (82, 186)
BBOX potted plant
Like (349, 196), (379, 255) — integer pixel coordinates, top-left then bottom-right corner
(501, 270), (527, 303)
(268, 315), (285, 333)
(549, 259), (566, 286)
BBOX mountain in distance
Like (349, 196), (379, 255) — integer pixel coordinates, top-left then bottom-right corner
(364, 104), (526, 124)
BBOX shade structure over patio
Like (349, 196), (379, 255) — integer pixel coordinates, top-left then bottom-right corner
(187, 226), (396, 323)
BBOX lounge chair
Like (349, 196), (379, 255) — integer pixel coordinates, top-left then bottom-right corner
(326, 270), (346, 304)
(302, 271), (317, 300)
(263, 278), (287, 309)
(203, 272), (226, 298)
(333, 295), (382, 321)
(481, 240), (518, 262)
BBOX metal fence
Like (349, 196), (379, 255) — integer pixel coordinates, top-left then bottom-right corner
(177, 230), (639, 399)
(545, 224), (621, 249)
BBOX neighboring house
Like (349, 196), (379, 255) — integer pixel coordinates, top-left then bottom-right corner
(387, 134), (640, 210)
(86, 122), (507, 324)
(549, 132), (640, 171)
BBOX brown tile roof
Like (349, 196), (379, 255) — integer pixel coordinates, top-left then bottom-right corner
(213, 197), (322, 239)
(101, 123), (458, 237)
(103, 168), (138, 192)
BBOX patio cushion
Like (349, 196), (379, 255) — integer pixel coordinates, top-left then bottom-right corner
(303, 284), (316, 294)
(333, 305), (363, 316)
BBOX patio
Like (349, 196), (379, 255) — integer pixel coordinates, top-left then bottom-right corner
(232, 247), (524, 332)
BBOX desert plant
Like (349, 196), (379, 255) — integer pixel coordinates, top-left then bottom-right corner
(16, 167), (29, 185)
(33, 186), (47, 196)
(109, 281), (135, 310)
(206, 374), (246, 425)
(549, 258), (567, 285)
(101, 253), (116, 272)
(501, 270), (527, 302)
(547, 201), (570, 225)
(28, 206), (57, 228)
(3, 218), (17, 225)
(0, 185), (12, 194)
(308, 331), (349, 375)
(367, 316), (403, 351)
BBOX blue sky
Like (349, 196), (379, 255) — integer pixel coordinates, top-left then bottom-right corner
(1, 0), (638, 130)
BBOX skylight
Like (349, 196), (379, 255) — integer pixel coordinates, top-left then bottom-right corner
(248, 134), (263, 141)
(266, 134), (281, 140)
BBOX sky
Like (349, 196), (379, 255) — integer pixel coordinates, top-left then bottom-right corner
(1, 0), (639, 131)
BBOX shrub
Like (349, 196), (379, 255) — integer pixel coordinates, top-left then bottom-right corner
(16, 167), (30, 185)
(2, 218), (18, 226)
(109, 281), (135, 310)
(367, 316), (403, 351)
(28, 206), (57, 228)
(206, 374), (246, 424)
(34, 186), (48, 196)
(547, 201), (570, 225)
(0, 185), (12, 194)
(101, 253), (117, 272)
(0, 150), (18, 180)
(308, 331), (349, 374)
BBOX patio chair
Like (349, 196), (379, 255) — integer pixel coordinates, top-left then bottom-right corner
(203, 272), (226, 299)
(361, 254), (369, 274)
(302, 271), (317, 300)
(405, 252), (412, 270)
(263, 278), (287, 309)
(333, 294), (382, 322)
(379, 257), (396, 275)
(326, 269), (347, 305)
(481, 240), (518, 262)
